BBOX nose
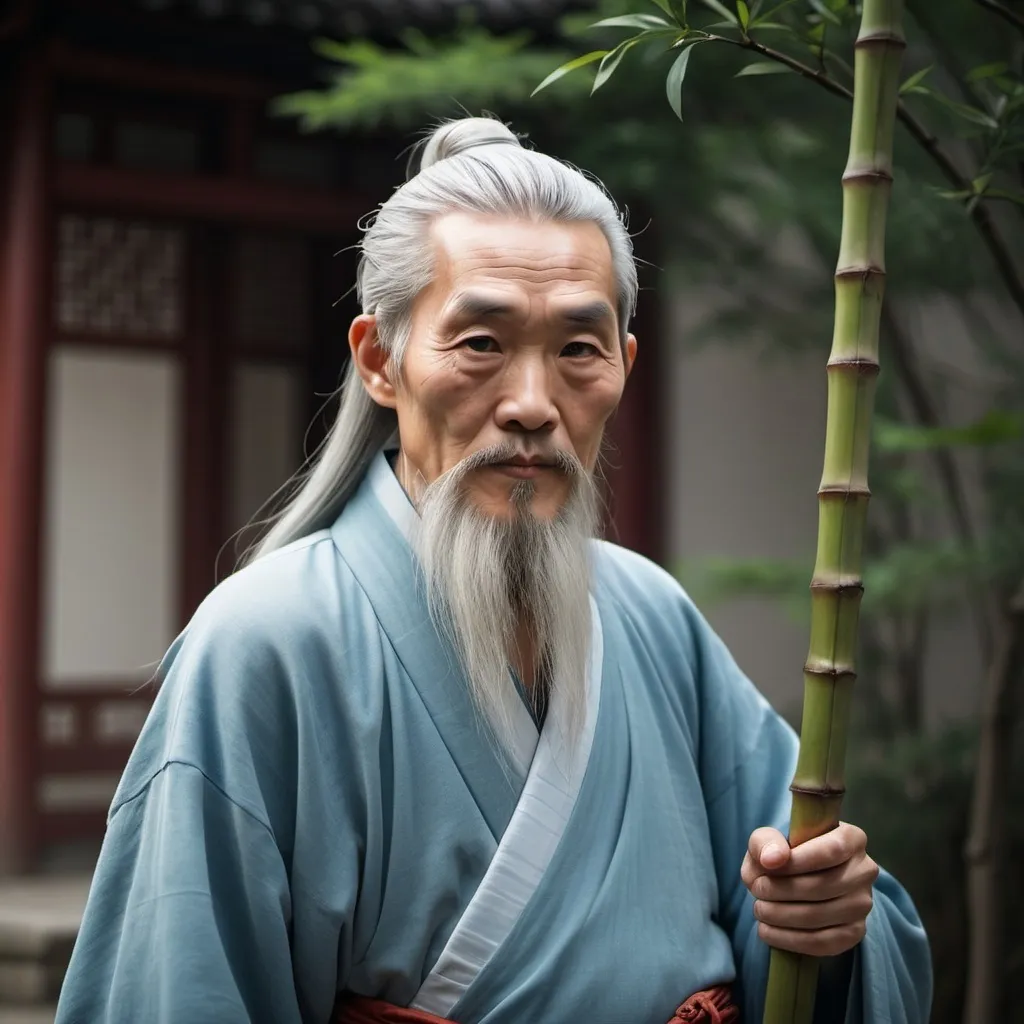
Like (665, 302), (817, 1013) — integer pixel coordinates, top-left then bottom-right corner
(495, 358), (558, 435)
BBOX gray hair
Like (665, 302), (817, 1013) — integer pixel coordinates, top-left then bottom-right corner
(247, 116), (638, 562)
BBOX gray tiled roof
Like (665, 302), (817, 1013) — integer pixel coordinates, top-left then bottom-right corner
(138, 0), (582, 35)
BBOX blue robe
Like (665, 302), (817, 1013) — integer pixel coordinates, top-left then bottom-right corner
(56, 453), (932, 1023)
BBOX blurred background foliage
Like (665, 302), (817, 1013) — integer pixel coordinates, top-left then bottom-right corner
(276, 2), (1024, 1018)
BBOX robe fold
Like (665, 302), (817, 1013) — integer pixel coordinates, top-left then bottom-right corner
(55, 453), (933, 1024)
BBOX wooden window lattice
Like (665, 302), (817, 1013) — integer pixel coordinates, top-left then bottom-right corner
(56, 215), (185, 339)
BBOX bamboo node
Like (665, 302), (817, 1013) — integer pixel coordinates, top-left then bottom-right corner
(817, 484), (872, 498)
(803, 662), (857, 681)
(825, 356), (881, 376)
(842, 169), (893, 186)
(834, 266), (886, 283)
(790, 783), (847, 797)
(809, 578), (864, 594)
(854, 33), (907, 49)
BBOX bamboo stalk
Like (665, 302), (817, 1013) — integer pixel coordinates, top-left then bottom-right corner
(761, 3), (905, 1022)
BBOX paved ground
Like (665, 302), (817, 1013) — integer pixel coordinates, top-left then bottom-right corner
(0, 874), (90, 1022)
(0, 876), (90, 954)
(0, 1008), (55, 1023)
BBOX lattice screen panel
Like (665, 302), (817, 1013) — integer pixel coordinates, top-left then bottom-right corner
(56, 215), (185, 339)
(229, 229), (309, 352)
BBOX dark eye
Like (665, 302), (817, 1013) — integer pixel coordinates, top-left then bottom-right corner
(561, 341), (599, 358)
(462, 336), (499, 353)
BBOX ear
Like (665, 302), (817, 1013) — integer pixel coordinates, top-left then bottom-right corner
(623, 333), (638, 380)
(349, 314), (397, 410)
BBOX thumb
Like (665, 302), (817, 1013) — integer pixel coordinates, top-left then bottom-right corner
(748, 827), (791, 872)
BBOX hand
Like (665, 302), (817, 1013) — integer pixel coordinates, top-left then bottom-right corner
(740, 822), (879, 957)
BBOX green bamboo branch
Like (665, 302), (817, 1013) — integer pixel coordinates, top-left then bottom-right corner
(762, 1), (906, 1019)
(974, 0), (1024, 35)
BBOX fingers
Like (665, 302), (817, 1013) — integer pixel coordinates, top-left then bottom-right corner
(748, 855), (878, 904)
(780, 822), (869, 876)
(747, 826), (791, 872)
(755, 918), (868, 957)
(753, 888), (874, 932)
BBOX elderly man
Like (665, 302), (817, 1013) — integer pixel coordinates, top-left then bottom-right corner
(57, 117), (931, 1024)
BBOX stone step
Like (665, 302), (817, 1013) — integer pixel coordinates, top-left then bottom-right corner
(0, 1006), (56, 1024)
(0, 876), (89, 1010)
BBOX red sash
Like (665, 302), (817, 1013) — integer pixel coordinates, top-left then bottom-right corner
(336, 983), (739, 1023)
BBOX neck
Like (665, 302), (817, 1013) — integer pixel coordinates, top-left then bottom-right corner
(512, 617), (538, 690)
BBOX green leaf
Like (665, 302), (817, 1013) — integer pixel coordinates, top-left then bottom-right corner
(915, 88), (1001, 129)
(755, 0), (800, 19)
(807, 0), (842, 24)
(532, 50), (607, 96)
(698, 0), (739, 23)
(590, 14), (671, 30)
(592, 37), (639, 94)
(737, 0), (750, 29)
(666, 43), (697, 119)
(987, 188), (1024, 207)
(944, 102), (999, 129)
(899, 65), (933, 95)
(874, 411), (1024, 453)
(967, 61), (1009, 82)
(972, 172), (993, 194)
(647, 0), (681, 20)
(748, 20), (792, 30)
(735, 60), (793, 76)
(668, 0), (688, 23)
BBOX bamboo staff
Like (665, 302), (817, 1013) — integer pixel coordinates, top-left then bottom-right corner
(762, 2), (906, 1021)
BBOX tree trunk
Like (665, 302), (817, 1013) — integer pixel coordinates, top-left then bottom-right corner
(962, 580), (1024, 1024)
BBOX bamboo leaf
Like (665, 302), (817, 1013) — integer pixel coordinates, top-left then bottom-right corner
(972, 172), (993, 194)
(647, 0), (676, 16)
(669, 0), (688, 23)
(591, 14), (672, 30)
(531, 50), (607, 96)
(755, 0), (800, 19)
(913, 87), (1001, 129)
(592, 37), (640, 94)
(698, 0), (739, 22)
(666, 43), (697, 119)
(967, 61), (1009, 82)
(737, 0), (750, 29)
(735, 60), (793, 75)
(874, 411), (1024, 453)
(899, 65), (933, 95)
(987, 188), (1024, 206)
(748, 20), (793, 30)
(807, 0), (842, 24)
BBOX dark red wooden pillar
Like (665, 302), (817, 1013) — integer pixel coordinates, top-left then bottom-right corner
(0, 52), (50, 874)
(604, 217), (667, 564)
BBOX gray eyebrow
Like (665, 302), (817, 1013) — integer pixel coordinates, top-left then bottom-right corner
(447, 294), (615, 329)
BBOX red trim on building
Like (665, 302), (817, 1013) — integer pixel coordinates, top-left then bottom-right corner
(603, 220), (666, 564)
(0, 53), (51, 873)
(55, 163), (371, 232)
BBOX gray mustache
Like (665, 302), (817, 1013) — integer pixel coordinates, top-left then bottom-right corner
(455, 443), (584, 478)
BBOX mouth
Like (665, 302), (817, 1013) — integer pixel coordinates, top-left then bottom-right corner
(486, 456), (558, 480)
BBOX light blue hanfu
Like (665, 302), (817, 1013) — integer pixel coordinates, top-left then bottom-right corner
(56, 453), (932, 1024)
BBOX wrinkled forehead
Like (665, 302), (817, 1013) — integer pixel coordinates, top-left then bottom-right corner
(425, 212), (620, 326)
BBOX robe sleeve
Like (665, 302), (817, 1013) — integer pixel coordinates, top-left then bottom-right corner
(54, 761), (303, 1024)
(686, 598), (934, 1023)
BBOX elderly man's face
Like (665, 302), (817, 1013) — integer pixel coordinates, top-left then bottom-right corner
(354, 213), (637, 520)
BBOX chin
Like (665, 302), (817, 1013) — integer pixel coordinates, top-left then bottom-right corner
(469, 484), (566, 523)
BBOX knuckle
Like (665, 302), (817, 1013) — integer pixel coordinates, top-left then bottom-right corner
(753, 875), (773, 900)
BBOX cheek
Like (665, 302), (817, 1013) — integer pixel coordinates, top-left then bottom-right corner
(402, 355), (490, 436)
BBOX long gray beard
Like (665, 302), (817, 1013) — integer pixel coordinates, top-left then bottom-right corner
(412, 443), (599, 754)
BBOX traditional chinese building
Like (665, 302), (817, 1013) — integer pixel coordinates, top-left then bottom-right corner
(0, 0), (665, 876)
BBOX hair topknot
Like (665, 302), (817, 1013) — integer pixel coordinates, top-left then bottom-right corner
(416, 116), (522, 176)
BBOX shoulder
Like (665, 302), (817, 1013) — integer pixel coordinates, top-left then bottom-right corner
(590, 539), (705, 657)
(114, 531), (372, 821)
